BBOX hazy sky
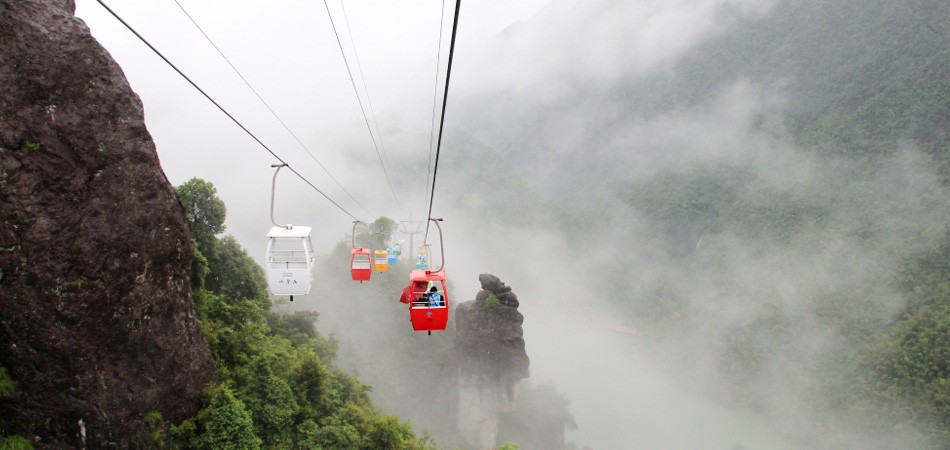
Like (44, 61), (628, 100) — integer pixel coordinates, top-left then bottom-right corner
(73, 0), (551, 259)
(71, 0), (776, 256)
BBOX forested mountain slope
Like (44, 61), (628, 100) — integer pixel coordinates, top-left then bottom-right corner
(456, 0), (948, 189)
(169, 180), (435, 449)
(442, 0), (949, 447)
(635, 0), (949, 176)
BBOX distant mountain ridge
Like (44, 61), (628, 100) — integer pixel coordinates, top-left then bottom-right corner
(651, 0), (949, 169)
(456, 0), (949, 188)
(444, 1), (950, 447)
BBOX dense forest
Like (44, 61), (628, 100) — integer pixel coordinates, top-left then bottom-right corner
(161, 179), (435, 449)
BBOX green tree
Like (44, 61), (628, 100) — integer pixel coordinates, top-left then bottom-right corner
(175, 178), (226, 250)
(839, 236), (950, 447)
(302, 414), (362, 449)
(364, 415), (422, 449)
(198, 387), (261, 450)
(356, 217), (398, 250)
(269, 311), (338, 362)
(271, 310), (318, 345)
(193, 289), (267, 374)
(190, 242), (210, 291)
(242, 359), (299, 448)
(290, 348), (332, 419)
(203, 236), (269, 310)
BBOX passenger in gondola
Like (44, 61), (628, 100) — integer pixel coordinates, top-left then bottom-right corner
(427, 286), (442, 307)
(404, 280), (428, 306)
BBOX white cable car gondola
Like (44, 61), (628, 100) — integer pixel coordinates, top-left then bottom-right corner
(264, 164), (314, 301)
(266, 225), (313, 300)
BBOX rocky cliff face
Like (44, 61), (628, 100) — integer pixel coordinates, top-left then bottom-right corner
(0, 0), (216, 447)
(454, 274), (530, 449)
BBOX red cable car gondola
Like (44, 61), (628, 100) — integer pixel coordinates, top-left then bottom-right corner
(400, 218), (448, 335)
(351, 248), (372, 282)
(407, 269), (448, 333)
(350, 221), (371, 282)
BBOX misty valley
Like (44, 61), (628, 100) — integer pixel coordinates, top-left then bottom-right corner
(1, 0), (948, 449)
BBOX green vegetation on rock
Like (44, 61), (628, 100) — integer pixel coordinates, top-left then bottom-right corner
(0, 366), (14, 399)
(0, 436), (33, 450)
(169, 179), (434, 450)
(0, 368), (31, 450)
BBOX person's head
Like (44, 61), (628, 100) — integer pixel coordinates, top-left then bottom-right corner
(429, 286), (438, 293)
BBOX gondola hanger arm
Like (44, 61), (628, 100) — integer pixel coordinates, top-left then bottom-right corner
(270, 164), (291, 229)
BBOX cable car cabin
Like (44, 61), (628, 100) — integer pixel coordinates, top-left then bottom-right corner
(350, 248), (372, 282)
(415, 245), (430, 268)
(373, 249), (389, 273)
(386, 247), (397, 264)
(415, 246), (429, 269)
(407, 269), (448, 334)
(265, 225), (314, 299)
(393, 243), (402, 256)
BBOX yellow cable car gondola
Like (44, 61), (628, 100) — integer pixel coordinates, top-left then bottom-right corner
(374, 249), (389, 273)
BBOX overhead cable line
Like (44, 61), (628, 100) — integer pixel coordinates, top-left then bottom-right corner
(425, 0), (462, 242)
(424, 0), (447, 224)
(338, 1), (401, 216)
(322, 0), (403, 212)
(94, 0), (362, 222)
(171, 0), (375, 219)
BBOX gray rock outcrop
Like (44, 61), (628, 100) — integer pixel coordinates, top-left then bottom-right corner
(0, 0), (216, 447)
(455, 274), (530, 449)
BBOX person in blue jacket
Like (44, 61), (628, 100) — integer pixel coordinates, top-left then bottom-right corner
(426, 285), (443, 307)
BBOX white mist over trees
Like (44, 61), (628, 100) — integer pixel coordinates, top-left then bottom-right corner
(70, 0), (949, 448)
(367, 0), (947, 448)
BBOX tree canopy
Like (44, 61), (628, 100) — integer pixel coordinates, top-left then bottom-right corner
(176, 178), (226, 249)
(165, 179), (434, 450)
